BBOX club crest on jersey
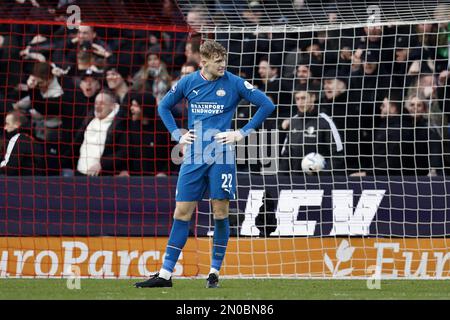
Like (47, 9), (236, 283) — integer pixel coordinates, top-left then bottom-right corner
(170, 83), (177, 93)
(244, 81), (254, 90)
(216, 89), (226, 97)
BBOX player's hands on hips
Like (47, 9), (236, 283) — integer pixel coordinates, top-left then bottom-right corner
(214, 130), (244, 144)
(179, 129), (197, 145)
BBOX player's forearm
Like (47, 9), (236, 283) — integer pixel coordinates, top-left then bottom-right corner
(157, 103), (182, 142)
(241, 92), (275, 136)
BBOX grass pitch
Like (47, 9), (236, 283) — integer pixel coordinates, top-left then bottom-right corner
(0, 279), (449, 300)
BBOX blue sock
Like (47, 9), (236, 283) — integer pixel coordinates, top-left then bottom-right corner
(162, 219), (190, 273)
(211, 218), (230, 271)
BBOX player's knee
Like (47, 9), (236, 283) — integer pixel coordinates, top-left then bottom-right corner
(213, 209), (229, 220)
(174, 206), (194, 221)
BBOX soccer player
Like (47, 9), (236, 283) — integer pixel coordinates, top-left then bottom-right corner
(134, 40), (275, 289)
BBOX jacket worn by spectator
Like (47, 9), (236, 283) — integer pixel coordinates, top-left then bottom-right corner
(127, 92), (172, 175)
(280, 108), (345, 175)
(318, 90), (360, 174)
(371, 115), (403, 176)
(0, 130), (45, 176)
(402, 116), (443, 176)
(25, 77), (72, 173)
(70, 105), (128, 176)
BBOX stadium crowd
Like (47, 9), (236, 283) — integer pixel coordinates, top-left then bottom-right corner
(0, 0), (450, 177)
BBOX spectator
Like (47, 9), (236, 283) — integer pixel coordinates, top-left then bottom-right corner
(408, 69), (444, 132)
(353, 24), (395, 72)
(392, 34), (422, 92)
(256, 55), (279, 100)
(72, 89), (128, 176)
(413, 23), (442, 70)
(71, 47), (105, 77)
(348, 49), (393, 169)
(130, 45), (171, 102)
(60, 25), (112, 70)
(184, 36), (202, 66)
(293, 54), (322, 89)
(355, 94), (405, 177)
(434, 7), (450, 72)
(0, 31), (21, 93)
(127, 92), (172, 175)
(319, 67), (360, 175)
(282, 51), (322, 90)
(186, 5), (210, 35)
(69, 68), (103, 139)
(179, 61), (199, 81)
(105, 66), (131, 107)
(402, 93), (443, 176)
(13, 62), (69, 174)
(22, 25), (112, 76)
(256, 55), (291, 124)
(161, 0), (186, 25)
(0, 30), (22, 126)
(216, 1), (270, 79)
(254, 54), (290, 173)
(279, 85), (345, 175)
(0, 110), (44, 175)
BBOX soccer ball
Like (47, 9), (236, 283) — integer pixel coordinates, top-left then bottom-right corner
(301, 152), (326, 174)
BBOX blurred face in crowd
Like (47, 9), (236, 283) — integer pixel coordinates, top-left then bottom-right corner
(417, 23), (434, 33)
(293, 0), (305, 9)
(130, 100), (142, 121)
(305, 44), (323, 60)
(80, 77), (100, 98)
(323, 78), (346, 100)
(405, 96), (427, 118)
(181, 65), (196, 77)
(106, 69), (125, 90)
(296, 65), (312, 82)
(94, 93), (116, 120)
(147, 53), (161, 70)
(419, 75), (436, 98)
(26, 74), (40, 89)
(185, 43), (193, 58)
(186, 11), (206, 33)
(380, 98), (399, 118)
(162, 0), (174, 15)
(27, 74), (51, 91)
(395, 48), (408, 62)
(185, 42), (201, 64)
(258, 60), (277, 80)
(4, 114), (20, 133)
(77, 26), (96, 43)
(242, 9), (262, 24)
(364, 26), (382, 42)
(363, 61), (378, 75)
(201, 53), (226, 78)
(258, 60), (270, 79)
(77, 51), (94, 70)
(295, 91), (316, 113)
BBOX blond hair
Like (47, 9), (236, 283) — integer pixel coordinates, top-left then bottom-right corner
(199, 40), (227, 60)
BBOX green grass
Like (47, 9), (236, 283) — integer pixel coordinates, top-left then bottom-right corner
(0, 279), (450, 300)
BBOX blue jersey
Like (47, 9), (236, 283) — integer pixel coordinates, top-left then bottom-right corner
(158, 70), (275, 201)
(158, 70), (275, 158)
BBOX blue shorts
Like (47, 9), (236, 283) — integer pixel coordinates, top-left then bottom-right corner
(175, 162), (236, 202)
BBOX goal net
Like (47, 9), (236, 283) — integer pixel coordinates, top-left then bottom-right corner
(0, 0), (449, 279)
